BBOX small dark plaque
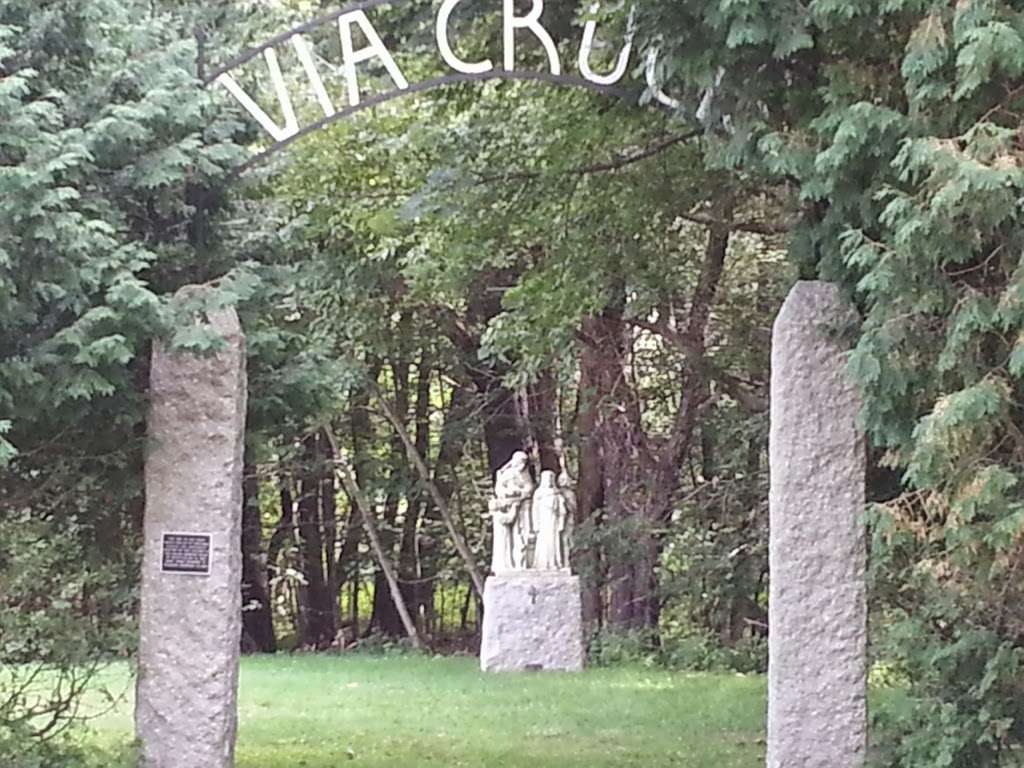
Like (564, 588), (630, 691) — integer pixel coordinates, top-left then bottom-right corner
(161, 533), (212, 575)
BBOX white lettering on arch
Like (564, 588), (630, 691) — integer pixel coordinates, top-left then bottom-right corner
(338, 10), (410, 107)
(645, 49), (680, 109)
(503, 0), (561, 75)
(292, 35), (336, 118)
(578, 4), (633, 86)
(437, 0), (494, 74)
(216, 48), (299, 143)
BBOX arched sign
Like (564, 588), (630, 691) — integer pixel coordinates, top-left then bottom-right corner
(205, 0), (681, 172)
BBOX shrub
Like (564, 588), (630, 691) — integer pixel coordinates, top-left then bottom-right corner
(587, 627), (766, 674)
(0, 512), (135, 765)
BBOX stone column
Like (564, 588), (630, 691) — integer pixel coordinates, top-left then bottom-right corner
(768, 281), (867, 768)
(136, 290), (247, 768)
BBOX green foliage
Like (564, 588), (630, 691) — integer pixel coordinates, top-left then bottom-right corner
(586, 628), (661, 668)
(264, 0), (790, 650)
(0, 0), (252, 445)
(626, 0), (1024, 762)
(0, 0), (281, 756)
(343, 632), (423, 657)
(0, 421), (14, 468)
(587, 628), (766, 674)
(24, 0), (1022, 760)
(0, 513), (135, 766)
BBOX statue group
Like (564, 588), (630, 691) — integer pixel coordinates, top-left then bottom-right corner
(489, 451), (575, 574)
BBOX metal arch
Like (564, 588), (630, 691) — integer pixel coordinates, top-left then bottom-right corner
(201, 0), (644, 176)
(225, 72), (636, 177)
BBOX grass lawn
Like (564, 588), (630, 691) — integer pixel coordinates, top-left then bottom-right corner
(78, 655), (766, 767)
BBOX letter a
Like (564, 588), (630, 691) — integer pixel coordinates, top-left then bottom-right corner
(437, 0), (494, 74)
(216, 48), (299, 143)
(338, 10), (410, 107)
(503, 0), (561, 75)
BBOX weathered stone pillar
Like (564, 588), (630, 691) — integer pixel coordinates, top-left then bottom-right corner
(768, 281), (867, 768)
(136, 291), (246, 768)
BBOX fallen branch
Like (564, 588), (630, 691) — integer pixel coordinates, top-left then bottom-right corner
(322, 425), (422, 650)
(375, 394), (487, 599)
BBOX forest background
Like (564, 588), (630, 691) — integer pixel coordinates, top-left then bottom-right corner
(3, 0), (1024, 766)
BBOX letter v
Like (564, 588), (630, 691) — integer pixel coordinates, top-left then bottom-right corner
(216, 48), (299, 143)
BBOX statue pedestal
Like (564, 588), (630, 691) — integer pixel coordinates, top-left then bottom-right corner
(480, 572), (584, 673)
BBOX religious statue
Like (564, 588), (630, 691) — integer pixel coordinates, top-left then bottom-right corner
(492, 451), (535, 570)
(489, 496), (517, 573)
(488, 453), (575, 573)
(532, 470), (571, 571)
(483, 457), (583, 674)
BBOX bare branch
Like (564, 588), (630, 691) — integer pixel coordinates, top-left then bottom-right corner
(374, 393), (487, 599)
(476, 131), (702, 185)
(678, 210), (791, 236)
(321, 426), (422, 649)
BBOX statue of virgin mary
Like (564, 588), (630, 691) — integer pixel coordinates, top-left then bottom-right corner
(531, 470), (568, 571)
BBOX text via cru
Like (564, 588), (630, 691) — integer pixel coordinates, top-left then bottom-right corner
(214, 1), (659, 145)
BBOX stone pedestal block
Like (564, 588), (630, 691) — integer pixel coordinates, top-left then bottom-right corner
(768, 281), (867, 768)
(480, 572), (584, 673)
(136, 293), (247, 768)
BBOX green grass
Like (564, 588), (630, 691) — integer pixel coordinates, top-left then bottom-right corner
(78, 655), (767, 767)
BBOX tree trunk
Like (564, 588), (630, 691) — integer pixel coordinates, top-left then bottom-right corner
(399, 356), (432, 627)
(325, 427), (422, 649)
(576, 315), (610, 629)
(268, 481), (294, 640)
(241, 463), (276, 653)
(576, 199), (734, 634)
(321, 435), (341, 634)
(377, 392), (487, 599)
(577, 275), (654, 633)
(471, 366), (524, 475)
(343, 374), (379, 634)
(369, 359), (410, 637)
(296, 434), (337, 648)
(454, 266), (531, 476)
(522, 368), (561, 472)
(369, 490), (404, 636)
(634, 198), (735, 632)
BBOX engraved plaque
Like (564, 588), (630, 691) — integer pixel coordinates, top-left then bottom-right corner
(161, 533), (212, 575)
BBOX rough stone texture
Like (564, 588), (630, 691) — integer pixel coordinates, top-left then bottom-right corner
(136, 292), (246, 768)
(768, 281), (867, 768)
(481, 573), (584, 673)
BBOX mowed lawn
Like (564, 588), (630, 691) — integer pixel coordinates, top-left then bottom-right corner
(78, 655), (766, 767)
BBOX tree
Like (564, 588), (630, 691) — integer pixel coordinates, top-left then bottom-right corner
(630, 0), (1024, 761)
(0, 0), (272, 756)
(265, 31), (790, 641)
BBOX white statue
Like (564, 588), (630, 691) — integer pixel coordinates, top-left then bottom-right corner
(492, 451), (534, 570)
(489, 496), (517, 573)
(532, 470), (569, 571)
